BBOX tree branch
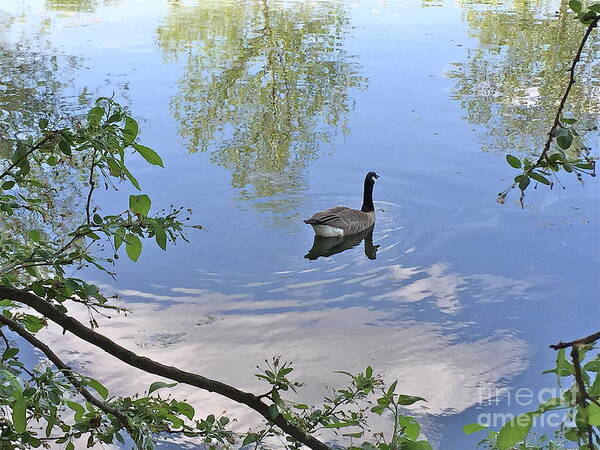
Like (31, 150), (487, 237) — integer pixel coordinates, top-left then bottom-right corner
(0, 133), (56, 180)
(571, 347), (594, 449)
(536, 18), (599, 166)
(85, 147), (98, 224)
(550, 330), (600, 350)
(0, 286), (330, 450)
(0, 313), (134, 435)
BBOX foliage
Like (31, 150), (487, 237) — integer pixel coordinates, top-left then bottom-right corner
(449, 0), (600, 155)
(157, 0), (366, 208)
(246, 359), (431, 449)
(0, 97), (429, 449)
(497, 2), (598, 206)
(465, 340), (600, 449)
(0, 97), (209, 448)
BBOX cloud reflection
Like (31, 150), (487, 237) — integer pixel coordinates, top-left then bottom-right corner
(36, 278), (529, 447)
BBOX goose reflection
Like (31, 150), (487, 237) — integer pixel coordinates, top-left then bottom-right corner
(304, 226), (379, 260)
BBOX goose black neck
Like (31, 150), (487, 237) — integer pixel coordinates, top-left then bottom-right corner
(361, 177), (375, 212)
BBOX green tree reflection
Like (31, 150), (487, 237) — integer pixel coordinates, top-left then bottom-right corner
(448, 0), (600, 155)
(0, 13), (86, 234)
(157, 0), (367, 208)
(44, 0), (99, 12)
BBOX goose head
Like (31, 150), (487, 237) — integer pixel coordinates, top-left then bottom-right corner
(366, 171), (379, 184)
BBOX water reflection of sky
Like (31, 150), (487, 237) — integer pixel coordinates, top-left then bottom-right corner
(3, 0), (600, 448)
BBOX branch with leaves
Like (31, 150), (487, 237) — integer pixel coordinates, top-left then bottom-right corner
(498, 3), (599, 207)
(0, 97), (432, 449)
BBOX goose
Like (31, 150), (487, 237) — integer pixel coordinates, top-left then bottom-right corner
(304, 172), (379, 237)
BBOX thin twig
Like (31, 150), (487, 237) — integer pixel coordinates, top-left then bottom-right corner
(0, 134), (56, 180)
(85, 147), (98, 224)
(0, 313), (134, 435)
(536, 18), (599, 167)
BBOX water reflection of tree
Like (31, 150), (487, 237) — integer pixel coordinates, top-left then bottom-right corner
(44, 0), (99, 12)
(0, 13), (85, 234)
(157, 0), (366, 206)
(448, 0), (600, 155)
(0, 17), (79, 152)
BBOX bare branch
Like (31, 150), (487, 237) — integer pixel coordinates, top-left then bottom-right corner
(550, 330), (600, 350)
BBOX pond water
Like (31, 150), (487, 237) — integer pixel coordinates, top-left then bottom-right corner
(1, 0), (600, 448)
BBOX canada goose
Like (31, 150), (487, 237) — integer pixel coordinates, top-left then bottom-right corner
(304, 225), (380, 260)
(304, 172), (379, 237)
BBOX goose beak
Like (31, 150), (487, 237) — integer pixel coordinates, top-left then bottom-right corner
(373, 174), (379, 179)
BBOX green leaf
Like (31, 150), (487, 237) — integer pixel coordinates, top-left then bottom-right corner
(123, 117), (139, 144)
(125, 234), (142, 262)
(590, 372), (600, 396)
(167, 413), (183, 429)
(569, 0), (582, 12)
(148, 381), (177, 395)
(65, 400), (85, 416)
(155, 227), (167, 251)
(242, 433), (258, 446)
(396, 395), (426, 405)
(496, 414), (533, 450)
(584, 360), (600, 372)
(463, 423), (488, 435)
(12, 141), (28, 164)
(530, 172), (551, 185)
(564, 427), (579, 442)
(28, 230), (42, 242)
(506, 155), (521, 168)
(66, 443), (75, 450)
(129, 194), (151, 217)
(343, 432), (364, 438)
(537, 397), (564, 412)
(2, 347), (19, 361)
(87, 106), (105, 128)
(371, 404), (386, 415)
(86, 379), (108, 400)
(587, 403), (600, 426)
(58, 139), (71, 156)
(114, 230), (124, 251)
(590, 3), (600, 13)
(399, 416), (420, 440)
(401, 441), (432, 450)
(2, 181), (15, 190)
(557, 132), (573, 150)
(39, 118), (49, 129)
(12, 390), (26, 434)
(268, 404), (279, 419)
(518, 175), (530, 191)
(120, 163), (141, 190)
(133, 143), (164, 167)
(556, 348), (573, 376)
(22, 315), (45, 333)
(175, 402), (195, 420)
(580, 10), (598, 23)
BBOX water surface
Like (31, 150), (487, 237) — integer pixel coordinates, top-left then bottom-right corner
(1, 0), (599, 448)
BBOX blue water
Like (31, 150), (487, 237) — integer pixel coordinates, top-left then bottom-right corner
(2, 0), (599, 447)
